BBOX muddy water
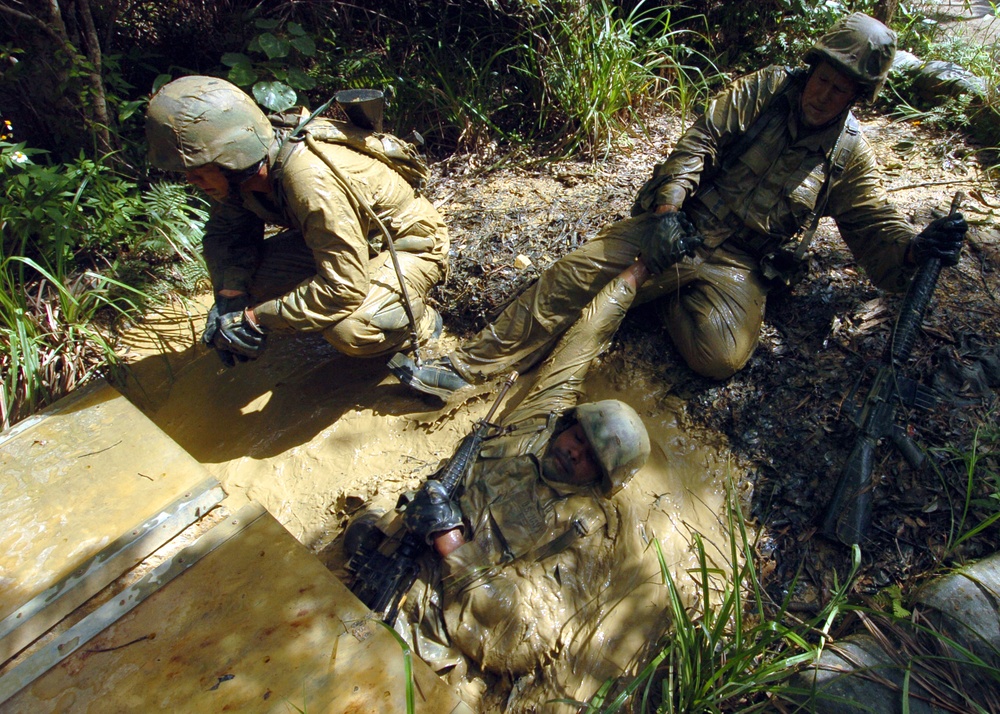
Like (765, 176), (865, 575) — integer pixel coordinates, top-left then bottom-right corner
(118, 297), (739, 707)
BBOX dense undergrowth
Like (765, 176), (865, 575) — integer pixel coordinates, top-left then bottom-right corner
(2, 1), (999, 710)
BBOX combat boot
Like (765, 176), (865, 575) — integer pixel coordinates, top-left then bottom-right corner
(388, 353), (471, 399)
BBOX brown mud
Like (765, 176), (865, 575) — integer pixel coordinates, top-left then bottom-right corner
(116, 107), (1000, 707)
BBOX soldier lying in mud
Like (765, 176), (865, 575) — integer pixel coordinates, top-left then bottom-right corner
(346, 259), (681, 710)
(389, 12), (967, 399)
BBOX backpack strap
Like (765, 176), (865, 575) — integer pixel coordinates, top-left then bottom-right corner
(791, 112), (860, 260)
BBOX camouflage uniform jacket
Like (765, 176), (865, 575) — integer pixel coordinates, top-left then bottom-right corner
(649, 65), (917, 292)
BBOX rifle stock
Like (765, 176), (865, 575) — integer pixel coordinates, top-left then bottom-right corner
(822, 192), (962, 546)
(347, 372), (517, 622)
(823, 434), (876, 545)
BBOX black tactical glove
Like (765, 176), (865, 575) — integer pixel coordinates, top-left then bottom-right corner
(638, 211), (704, 273)
(399, 480), (463, 544)
(910, 213), (967, 267)
(202, 296), (251, 366)
(213, 309), (267, 360)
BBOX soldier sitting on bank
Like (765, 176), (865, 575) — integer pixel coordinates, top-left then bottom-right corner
(388, 12), (966, 399)
(145, 76), (449, 366)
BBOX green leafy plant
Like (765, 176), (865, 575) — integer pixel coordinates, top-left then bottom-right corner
(933, 419), (1000, 557)
(1, 142), (206, 268)
(0, 253), (145, 429)
(0, 141), (206, 427)
(581, 486), (861, 713)
(377, 620), (416, 714)
(516, 1), (716, 158)
(395, 32), (521, 153)
(223, 17), (319, 112)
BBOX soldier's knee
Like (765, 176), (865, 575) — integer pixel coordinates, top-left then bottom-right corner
(683, 349), (747, 380)
(670, 319), (757, 380)
(323, 318), (396, 357)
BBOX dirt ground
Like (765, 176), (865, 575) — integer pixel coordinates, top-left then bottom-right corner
(116, 100), (1000, 707)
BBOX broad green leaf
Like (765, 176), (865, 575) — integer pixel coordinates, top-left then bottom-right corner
(287, 22), (306, 36)
(290, 36), (316, 56)
(118, 99), (146, 123)
(258, 33), (290, 59)
(287, 68), (316, 90)
(221, 52), (252, 68)
(228, 65), (258, 87)
(152, 74), (173, 93)
(254, 18), (281, 30)
(253, 82), (297, 112)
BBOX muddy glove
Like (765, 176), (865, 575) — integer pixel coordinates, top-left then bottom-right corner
(399, 480), (463, 544)
(213, 309), (267, 360)
(910, 213), (967, 266)
(638, 211), (704, 273)
(202, 296), (251, 366)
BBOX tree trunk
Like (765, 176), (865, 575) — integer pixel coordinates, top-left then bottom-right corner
(872, 1), (899, 25)
(76, 0), (115, 156)
(0, 0), (115, 158)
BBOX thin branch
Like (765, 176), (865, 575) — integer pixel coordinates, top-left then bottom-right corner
(887, 179), (980, 193)
(0, 1), (70, 47)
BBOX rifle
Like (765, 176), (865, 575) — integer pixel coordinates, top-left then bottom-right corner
(822, 192), (963, 546)
(347, 372), (517, 623)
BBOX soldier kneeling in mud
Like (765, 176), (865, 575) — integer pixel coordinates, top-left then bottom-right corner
(145, 76), (448, 367)
(389, 12), (967, 399)
(348, 260), (673, 710)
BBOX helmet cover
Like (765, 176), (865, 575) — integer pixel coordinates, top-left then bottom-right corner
(146, 75), (274, 171)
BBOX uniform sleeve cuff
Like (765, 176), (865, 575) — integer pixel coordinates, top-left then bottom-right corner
(251, 299), (293, 333)
(655, 184), (686, 208)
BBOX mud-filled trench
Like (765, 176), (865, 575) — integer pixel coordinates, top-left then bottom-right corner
(117, 296), (745, 709)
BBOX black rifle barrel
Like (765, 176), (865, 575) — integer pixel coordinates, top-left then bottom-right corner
(822, 192), (962, 546)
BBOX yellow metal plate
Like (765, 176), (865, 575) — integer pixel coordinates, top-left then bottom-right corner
(0, 380), (222, 656)
(2, 507), (469, 713)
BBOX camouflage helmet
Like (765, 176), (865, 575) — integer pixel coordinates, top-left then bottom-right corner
(145, 76), (274, 172)
(804, 12), (896, 103)
(572, 399), (651, 496)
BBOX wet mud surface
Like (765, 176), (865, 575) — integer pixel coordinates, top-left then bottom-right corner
(117, 108), (1000, 708)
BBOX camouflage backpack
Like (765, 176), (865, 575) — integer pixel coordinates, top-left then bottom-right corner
(271, 108), (430, 193)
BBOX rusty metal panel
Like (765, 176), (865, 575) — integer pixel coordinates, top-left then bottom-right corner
(0, 380), (223, 662)
(1, 504), (470, 714)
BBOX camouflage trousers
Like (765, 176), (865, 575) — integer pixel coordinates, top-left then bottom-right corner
(247, 231), (442, 358)
(450, 213), (770, 381)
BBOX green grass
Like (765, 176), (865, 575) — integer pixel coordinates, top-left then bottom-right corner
(573, 484), (860, 713)
(581, 409), (1000, 713)
(515, 1), (717, 158)
(932, 418), (1000, 557)
(0, 254), (145, 429)
(0, 142), (207, 429)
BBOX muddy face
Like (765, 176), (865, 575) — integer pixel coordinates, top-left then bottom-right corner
(540, 422), (602, 486)
(800, 61), (858, 128)
(185, 165), (231, 201)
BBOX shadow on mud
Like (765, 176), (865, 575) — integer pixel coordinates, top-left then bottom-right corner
(116, 332), (438, 462)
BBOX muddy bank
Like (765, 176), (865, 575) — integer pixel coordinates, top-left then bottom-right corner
(119, 300), (736, 557)
(116, 297), (743, 708)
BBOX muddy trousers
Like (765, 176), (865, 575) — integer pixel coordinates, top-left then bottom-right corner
(450, 213), (770, 381)
(248, 231), (443, 358)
